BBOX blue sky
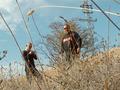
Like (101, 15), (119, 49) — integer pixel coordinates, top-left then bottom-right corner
(0, 0), (120, 74)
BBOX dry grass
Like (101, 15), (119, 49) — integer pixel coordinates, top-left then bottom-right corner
(0, 47), (120, 90)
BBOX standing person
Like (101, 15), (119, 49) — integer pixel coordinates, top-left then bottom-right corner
(61, 24), (82, 64)
(22, 42), (42, 84)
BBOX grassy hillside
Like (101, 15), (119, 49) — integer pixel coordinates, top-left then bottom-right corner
(0, 48), (120, 90)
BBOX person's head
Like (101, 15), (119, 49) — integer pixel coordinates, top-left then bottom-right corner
(64, 24), (71, 33)
(26, 42), (32, 51)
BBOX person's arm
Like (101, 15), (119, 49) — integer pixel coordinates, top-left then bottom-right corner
(74, 32), (82, 48)
(22, 51), (27, 61)
(22, 50), (30, 64)
(29, 51), (37, 60)
(33, 52), (37, 60)
(73, 32), (82, 54)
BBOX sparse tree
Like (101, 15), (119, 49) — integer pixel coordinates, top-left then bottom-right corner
(44, 17), (96, 63)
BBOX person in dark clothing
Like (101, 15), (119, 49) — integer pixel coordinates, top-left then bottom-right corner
(22, 42), (42, 84)
(61, 24), (82, 63)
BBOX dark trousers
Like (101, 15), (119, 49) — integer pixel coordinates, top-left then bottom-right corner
(25, 64), (42, 84)
(65, 50), (80, 63)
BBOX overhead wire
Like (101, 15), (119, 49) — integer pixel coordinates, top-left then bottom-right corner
(16, 0), (50, 89)
(0, 12), (42, 90)
(112, 0), (120, 4)
(16, 0), (49, 89)
(30, 14), (51, 90)
(16, 0), (33, 43)
(16, 0), (41, 69)
(29, 13), (81, 86)
(30, 14), (57, 61)
(2, 0), (120, 89)
(90, 0), (120, 31)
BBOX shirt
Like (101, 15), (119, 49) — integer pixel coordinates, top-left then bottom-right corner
(22, 50), (37, 68)
(61, 31), (82, 54)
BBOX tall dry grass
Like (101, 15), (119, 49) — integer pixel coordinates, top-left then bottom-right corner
(0, 47), (120, 90)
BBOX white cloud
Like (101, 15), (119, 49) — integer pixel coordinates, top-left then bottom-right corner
(0, 0), (47, 32)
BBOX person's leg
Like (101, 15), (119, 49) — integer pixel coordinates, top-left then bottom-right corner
(32, 67), (42, 82)
(25, 65), (32, 84)
(65, 51), (73, 70)
(65, 51), (71, 63)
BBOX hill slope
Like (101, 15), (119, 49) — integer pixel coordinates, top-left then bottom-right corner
(0, 48), (120, 90)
